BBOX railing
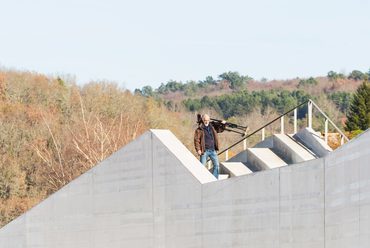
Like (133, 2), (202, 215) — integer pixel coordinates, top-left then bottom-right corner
(219, 99), (349, 160)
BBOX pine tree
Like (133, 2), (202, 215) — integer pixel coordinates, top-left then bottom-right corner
(345, 81), (370, 131)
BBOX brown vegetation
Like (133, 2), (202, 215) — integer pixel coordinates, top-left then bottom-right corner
(0, 70), (193, 228)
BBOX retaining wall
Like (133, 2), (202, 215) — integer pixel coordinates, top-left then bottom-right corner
(0, 129), (369, 248)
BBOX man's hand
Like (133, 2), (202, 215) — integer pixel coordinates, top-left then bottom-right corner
(197, 150), (202, 155)
(221, 120), (226, 124)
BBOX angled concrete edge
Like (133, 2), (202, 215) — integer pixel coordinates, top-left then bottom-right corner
(151, 129), (216, 184)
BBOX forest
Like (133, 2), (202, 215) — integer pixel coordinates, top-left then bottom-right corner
(0, 68), (369, 227)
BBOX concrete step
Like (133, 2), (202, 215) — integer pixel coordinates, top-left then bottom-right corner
(247, 148), (287, 170)
(293, 127), (332, 157)
(220, 162), (253, 177)
(218, 174), (229, 180)
(226, 150), (248, 164)
(226, 137), (274, 165)
(272, 134), (316, 164)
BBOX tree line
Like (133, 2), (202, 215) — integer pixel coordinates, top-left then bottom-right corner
(183, 89), (311, 118)
(135, 69), (370, 97)
(134, 71), (253, 97)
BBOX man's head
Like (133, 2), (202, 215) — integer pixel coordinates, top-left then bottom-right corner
(202, 114), (210, 126)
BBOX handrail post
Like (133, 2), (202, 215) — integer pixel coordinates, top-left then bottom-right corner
(309, 100), (349, 142)
(308, 101), (313, 129)
(341, 135), (344, 145)
(280, 116), (284, 134)
(262, 128), (265, 141)
(294, 108), (297, 134)
(243, 139), (247, 150)
(225, 150), (229, 161)
(325, 119), (329, 144)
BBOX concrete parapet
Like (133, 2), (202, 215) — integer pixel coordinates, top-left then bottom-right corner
(0, 129), (369, 248)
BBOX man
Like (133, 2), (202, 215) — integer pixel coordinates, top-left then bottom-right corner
(194, 114), (225, 179)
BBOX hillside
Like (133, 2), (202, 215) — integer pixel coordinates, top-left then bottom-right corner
(136, 70), (367, 124)
(0, 70), (193, 227)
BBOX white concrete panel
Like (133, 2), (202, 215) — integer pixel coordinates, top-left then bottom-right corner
(0, 215), (27, 248)
(91, 131), (154, 248)
(324, 132), (365, 248)
(202, 170), (280, 248)
(279, 159), (325, 248)
(0, 131), (156, 248)
(152, 134), (203, 248)
(354, 131), (370, 248)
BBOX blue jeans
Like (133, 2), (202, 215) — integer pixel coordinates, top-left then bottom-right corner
(200, 149), (220, 179)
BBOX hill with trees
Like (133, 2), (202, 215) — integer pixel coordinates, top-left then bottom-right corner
(135, 69), (368, 121)
(0, 70), (193, 227)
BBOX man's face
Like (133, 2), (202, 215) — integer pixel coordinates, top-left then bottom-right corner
(203, 116), (210, 126)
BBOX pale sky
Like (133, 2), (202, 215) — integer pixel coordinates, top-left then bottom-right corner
(1, 0), (369, 90)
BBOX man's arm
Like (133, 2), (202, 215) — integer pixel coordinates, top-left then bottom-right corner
(194, 129), (202, 155)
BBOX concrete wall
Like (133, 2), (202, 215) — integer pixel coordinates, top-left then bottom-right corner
(0, 129), (369, 248)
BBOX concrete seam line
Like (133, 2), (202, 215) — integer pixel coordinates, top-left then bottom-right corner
(324, 157), (326, 248)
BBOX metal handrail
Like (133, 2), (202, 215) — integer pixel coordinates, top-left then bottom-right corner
(218, 98), (349, 158)
(309, 100), (349, 142)
(218, 100), (309, 156)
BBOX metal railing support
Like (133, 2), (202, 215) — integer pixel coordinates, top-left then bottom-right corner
(325, 119), (329, 144)
(294, 108), (297, 134)
(243, 139), (247, 150)
(261, 128), (265, 141)
(225, 150), (229, 161)
(309, 100), (349, 142)
(280, 116), (284, 134)
(308, 101), (313, 129)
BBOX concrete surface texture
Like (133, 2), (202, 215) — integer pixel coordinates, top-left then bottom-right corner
(247, 147), (288, 170)
(0, 129), (369, 248)
(272, 134), (316, 163)
(220, 162), (252, 177)
(294, 127), (333, 157)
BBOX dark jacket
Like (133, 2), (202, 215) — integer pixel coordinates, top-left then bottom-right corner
(194, 123), (225, 154)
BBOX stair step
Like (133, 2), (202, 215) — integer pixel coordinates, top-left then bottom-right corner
(247, 148), (287, 170)
(227, 150), (248, 163)
(293, 127), (332, 157)
(220, 162), (252, 177)
(273, 134), (316, 164)
(218, 174), (229, 180)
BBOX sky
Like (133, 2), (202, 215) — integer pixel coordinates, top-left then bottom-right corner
(1, 0), (369, 91)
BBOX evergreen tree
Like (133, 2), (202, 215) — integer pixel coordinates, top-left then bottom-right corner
(345, 81), (370, 131)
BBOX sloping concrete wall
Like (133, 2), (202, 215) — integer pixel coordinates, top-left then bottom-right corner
(0, 130), (213, 248)
(0, 129), (369, 248)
